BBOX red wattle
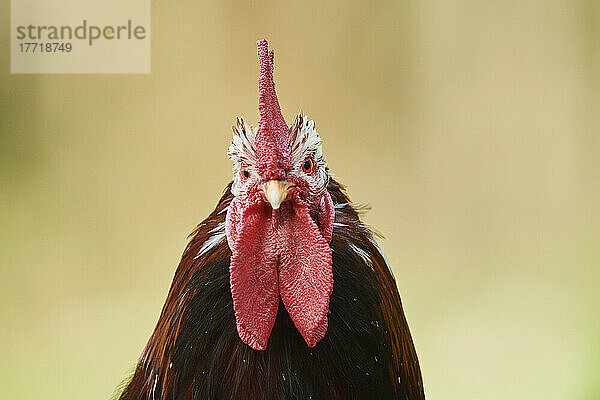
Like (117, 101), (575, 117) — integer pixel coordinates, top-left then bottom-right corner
(277, 195), (333, 347)
(225, 192), (334, 350)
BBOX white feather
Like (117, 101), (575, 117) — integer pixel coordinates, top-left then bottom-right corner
(349, 242), (374, 271)
(195, 223), (226, 259)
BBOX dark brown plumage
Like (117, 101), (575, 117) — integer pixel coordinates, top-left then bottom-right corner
(118, 179), (424, 400)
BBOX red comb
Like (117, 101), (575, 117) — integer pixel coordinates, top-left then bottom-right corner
(256, 39), (291, 180)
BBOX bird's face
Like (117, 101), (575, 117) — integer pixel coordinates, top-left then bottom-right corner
(224, 40), (335, 351)
(228, 114), (329, 215)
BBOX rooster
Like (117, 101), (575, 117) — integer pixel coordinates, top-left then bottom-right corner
(118, 39), (424, 400)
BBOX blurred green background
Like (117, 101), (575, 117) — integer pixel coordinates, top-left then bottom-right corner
(1, 1), (599, 399)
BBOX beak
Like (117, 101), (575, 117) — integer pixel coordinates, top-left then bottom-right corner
(261, 180), (295, 210)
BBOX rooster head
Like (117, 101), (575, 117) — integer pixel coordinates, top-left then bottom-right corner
(225, 39), (335, 351)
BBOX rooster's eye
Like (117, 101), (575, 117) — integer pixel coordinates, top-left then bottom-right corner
(241, 170), (250, 179)
(302, 159), (314, 173)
